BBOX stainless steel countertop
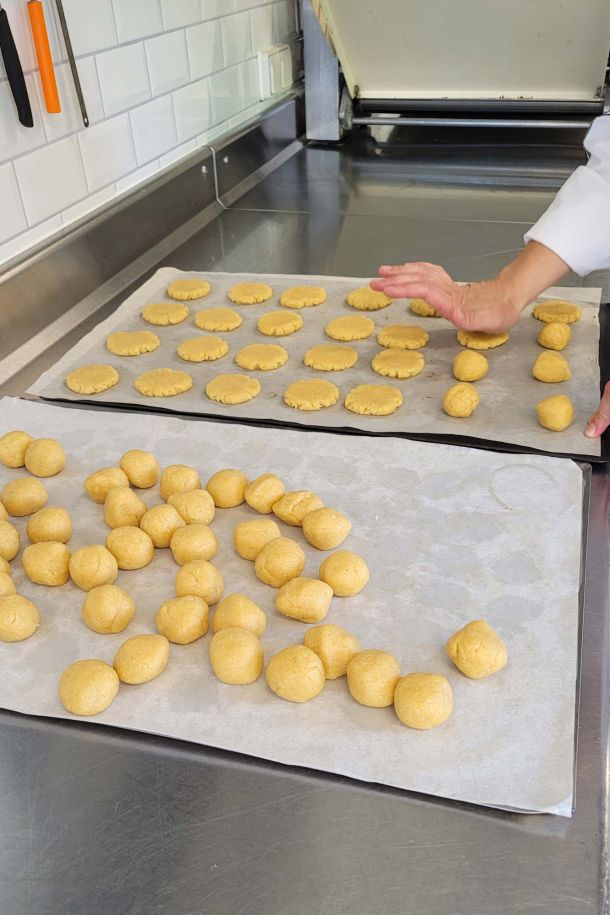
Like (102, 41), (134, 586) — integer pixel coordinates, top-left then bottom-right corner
(1, 137), (609, 915)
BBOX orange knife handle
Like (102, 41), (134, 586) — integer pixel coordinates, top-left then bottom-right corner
(28, 0), (60, 113)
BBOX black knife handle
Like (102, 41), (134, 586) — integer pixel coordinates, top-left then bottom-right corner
(0, 9), (33, 127)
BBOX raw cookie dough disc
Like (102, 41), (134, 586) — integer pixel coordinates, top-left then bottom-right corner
(284, 379), (339, 411)
(209, 628), (264, 685)
(228, 282), (273, 305)
(325, 315), (375, 341)
(280, 285), (326, 308)
(266, 645), (325, 702)
(0, 595), (39, 641)
(394, 673), (453, 729)
(346, 287), (393, 311)
(114, 634), (170, 684)
(445, 620), (508, 679)
(371, 349), (424, 379)
(206, 373), (261, 404)
(304, 344), (358, 372)
(346, 649), (401, 708)
(272, 490), (324, 526)
(409, 298), (438, 317)
(106, 330), (160, 356)
(303, 624), (360, 679)
(59, 660), (119, 715)
(141, 302), (190, 325)
(377, 325), (429, 350)
(443, 382), (480, 418)
(452, 350), (489, 382)
(25, 439), (66, 478)
(134, 368), (193, 397)
(536, 394), (575, 431)
(344, 384), (403, 416)
(167, 277), (211, 301)
(0, 431), (33, 468)
(235, 343), (288, 371)
(457, 330), (509, 350)
(177, 336), (229, 362)
(532, 351), (571, 383)
(66, 364), (119, 394)
(538, 321), (571, 351)
(257, 311), (303, 336)
(194, 307), (242, 332)
(533, 300), (581, 324)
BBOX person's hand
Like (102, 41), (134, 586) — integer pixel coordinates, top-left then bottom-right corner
(585, 383), (610, 438)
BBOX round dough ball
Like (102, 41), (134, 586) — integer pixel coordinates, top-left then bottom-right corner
(140, 504), (185, 548)
(533, 300), (581, 324)
(409, 298), (437, 317)
(0, 595), (39, 641)
(177, 336), (228, 362)
(394, 673), (453, 729)
(212, 593), (266, 637)
(303, 624), (360, 679)
(275, 577), (333, 623)
(283, 379), (340, 411)
(235, 343), (288, 371)
(538, 321), (571, 351)
(266, 645), (325, 702)
(377, 324), (429, 349)
(167, 277), (210, 301)
(280, 285), (326, 308)
(536, 393), (575, 432)
(69, 545), (118, 591)
(168, 488), (215, 525)
(26, 507), (72, 543)
(272, 490), (324, 526)
(0, 572), (16, 597)
(155, 595), (209, 644)
(207, 469), (249, 508)
(325, 315), (375, 341)
(134, 368), (193, 397)
(532, 351), (571, 383)
(195, 306), (242, 332)
(82, 584), (136, 634)
(228, 282), (273, 305)
(0, 501), (6, 522)
(113, 634), (170, 684)
(0, 430), (33, 468)
(59, 660), (119, 715)
(254, 537), (306, 588)
(175, 559), (224, 605)
(141, 302), (189, 325)
(346, 650), (401, 708)
(119, 450), (160, 489)
(209, 628), (264, 684)
(0, 520), (20, 561)
(304, 344), (358, 372)
(84, 467), (129, 504)
(257, 311), (303, 336)
(1, 478), (48, 516)
(23, 542), (71, 586)
(371, 349), (424, 379)
(345, 384), (403, 416)
(205, 373), (261, 405)
(302, 508), (351, 551)
(443, 382), (480, 418)
(24, 438), (66, 477)
(105, 526), (155, 570)
(170, 523), (218, 565)
(457, 330), (509, 350)
(346, 287), (392, 311)
(445, 619), (508, 679)
(104, 487), (147, 529)
(452, 350), (489, 382)
(106, 330), (160, 355)
(65, 364), (119, 394)
(233, 518), (281, 560)
(319, 550), (369, 596)
(245, 473), (285, 513)
(0, 556), (9, 573)
(160, 464), (201, 502)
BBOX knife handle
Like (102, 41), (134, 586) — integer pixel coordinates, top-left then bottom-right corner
(0, 9), (33, 127)
(28, 0), (60, 113)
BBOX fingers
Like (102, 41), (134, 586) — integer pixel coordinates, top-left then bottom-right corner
(378, 262), (433, 277)
(585, 381), (610, 437)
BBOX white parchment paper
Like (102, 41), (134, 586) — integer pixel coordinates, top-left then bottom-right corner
(29, 268), (602, 460)
(0, 398), (583, 815)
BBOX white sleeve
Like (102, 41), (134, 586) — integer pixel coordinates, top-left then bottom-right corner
(524, 116), (610, 276)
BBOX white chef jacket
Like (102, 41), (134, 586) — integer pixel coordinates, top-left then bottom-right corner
(524, 115), (610, 276)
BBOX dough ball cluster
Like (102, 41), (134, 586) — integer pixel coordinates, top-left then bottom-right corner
(84, 466), (129, 504)
(303, 624), (360, 679)
(272, 490), (324, 526)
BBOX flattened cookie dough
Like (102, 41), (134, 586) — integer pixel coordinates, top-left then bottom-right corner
(235, 343), (288, 371)
(346, 287), (393, 311)
(194, 307), (242, 332)
(443, 382), (480, 417)
(280, 285), (326, 308)
(284, 379), (339, 411)
(134, 368), (193, 397)
(532, 351), (571, 383)
(409, 298), (438, 317)
(167, 277), (211, 301)
(457, 329), (509, 350)
(177, 336), (229, 362)
(228, 282), (272, 305)
(371, 349), (424, 379)
(325, 315), (375, 341)
(257, 311), (303, 336)
(344, 384), (403, 416)
(533, 299), (581, 324)
(66, 364), (119, 394)
(377, 324), (429, 350)
(304, 344), (358, 372)
(141, 302), (190, 325)
(206, 373), (261, 404)
(106, 330), (160, 355)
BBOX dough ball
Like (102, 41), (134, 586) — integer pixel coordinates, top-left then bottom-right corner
(0, 501), (6, 522)
(209, 628), (264, 684)
(345, 384), (403, 416)
(160, 464), (201, 501)
(0, 595), (39, 642)
(346, 287), (392, 311)
(0, 556), (9, 573)
(228, 282), (273, 305)
(536, 394), (575, 432)
(0, 430), (33, 468)
(304, 343), (358, 372)
(23, 542), (71, 586)
(280, 285), (326, 308)
(119, 449), (160, 489)
(235, 343), (288, 371)
(272, 490), (324, 526)
(409, 298), (437, 317)
(113, 634), (170, 684)
(394, 673), (453, 729)
(233, 518), (281, 560)
(195, 306), (242, 332)
(533, 300), (581, 324)
(84, 466), (129, 504)
(69, 545), (118, 591)
(170, 523), (218, 565)
(205, 373), (261, 405)
(283, 379), (340, 411)
(0, 520), (20, 561)
(106, 330), (160, 355)
(26, 507), (72, 543)
(140, 504), (185, 548)
(302, 508), (351, 551)
(325, 315), (375, 341)
(65, 364), (119, 394)
(207, 468), (249, 508)
(105, 526), (155, 570)
(257, 311), (303, 336)
(319, 550), (369, 596)
(254, 537), (306, 588)
(0, 572), (16, 597)
(175, 559), (224, 605)
(59, 660), (119, 715)
(452, 350), (489, 382)
(303, 624), (360, 679)
(141, 302), (190, 325)
(371, 349), (424, 379)
(82, 584), (136, 634)
(445, 619), (508, 679)
(155, 595), (209, 644)
(346, 650), (400, 708)
(24, 438), (66, 477)
(538, 321), (571, 351)
(377, 324), (429, 349)
(532, 351), (571, 383)
(457, 330), (508, 350)
(275, 577), (333, 623)
(244, 473), (285, 513)
(212, 593), (267, 637)
(134, 368), (193, 397)
(265, 645), (325, 702)
(104, 487), (147, 529)
(168, 489), (215, 525)
(167, 277), (211, 301)
(443, 382), (480, 418)
(177, 336), (228, 362)
(1, 478), (48, 516)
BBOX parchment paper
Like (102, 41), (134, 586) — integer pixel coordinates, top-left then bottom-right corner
(29, 268), (602, 461)
(0, 398), (583, 815)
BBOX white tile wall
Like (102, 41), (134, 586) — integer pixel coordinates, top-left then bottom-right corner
(186, 21), (224, 81)
(13, 135), (88, 224)
(146, 31), (190, 96)
(0, 163), (27, 242)
(78, 113), (137, 191)
(130, 95), (178, 164)
(112, 0), (163, 44)
(96, 44), (151, 117)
